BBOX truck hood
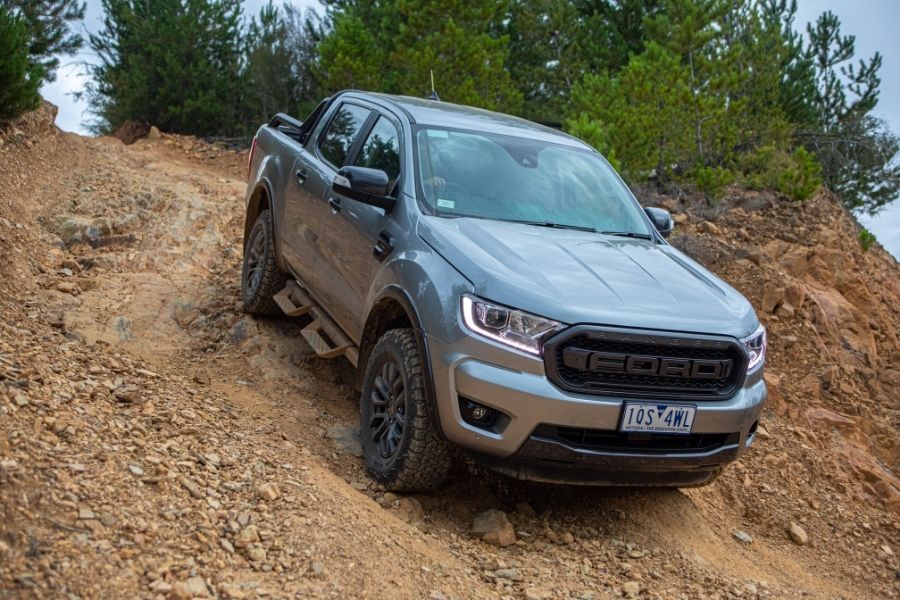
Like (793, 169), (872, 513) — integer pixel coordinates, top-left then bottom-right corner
(418, 216), (758, 338)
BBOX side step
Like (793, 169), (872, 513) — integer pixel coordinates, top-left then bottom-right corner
(273, 281), (359, 367)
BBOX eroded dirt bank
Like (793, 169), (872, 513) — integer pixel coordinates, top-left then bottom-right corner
(1, 104), (897, 599)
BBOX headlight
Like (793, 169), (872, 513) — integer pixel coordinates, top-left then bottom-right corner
(742, 324), (767, 370)
(461, 295), (564, 355)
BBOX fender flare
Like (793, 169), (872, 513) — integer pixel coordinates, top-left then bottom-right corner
(358, 285), (446, 440)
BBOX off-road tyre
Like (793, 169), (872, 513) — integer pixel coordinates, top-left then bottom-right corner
(361, 328), (453, 492)
(241, 209), (287, 316)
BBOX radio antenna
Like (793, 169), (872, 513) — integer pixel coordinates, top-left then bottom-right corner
(428, 70), (440, 101)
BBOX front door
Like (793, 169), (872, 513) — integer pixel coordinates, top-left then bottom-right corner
(316, 115), (403, 338)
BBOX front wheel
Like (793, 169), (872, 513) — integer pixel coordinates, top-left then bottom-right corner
(360, 329), (452, 492)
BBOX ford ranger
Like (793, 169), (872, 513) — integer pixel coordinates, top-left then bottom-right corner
(242, 91), (767, 491)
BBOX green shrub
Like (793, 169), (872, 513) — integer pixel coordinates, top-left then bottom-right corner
(736, 145), (821, 201)
(858, 228), (877, 252)
(776, 147), (822, 201)
(693, 166), (734, 202)
(0, 6), (42, 122)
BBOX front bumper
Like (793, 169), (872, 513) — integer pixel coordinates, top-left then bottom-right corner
(427, 330), (766, 481)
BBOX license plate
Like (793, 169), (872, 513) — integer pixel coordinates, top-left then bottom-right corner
(620, 402), (696, 434)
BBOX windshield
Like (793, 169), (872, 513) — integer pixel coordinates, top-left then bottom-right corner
(415, 127), (650, 236)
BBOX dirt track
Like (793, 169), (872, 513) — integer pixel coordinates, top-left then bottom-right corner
(1, 109), (898, 599)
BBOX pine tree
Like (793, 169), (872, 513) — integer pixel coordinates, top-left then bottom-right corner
(86, 0), (245, 136)
(801, 11), (899, 213)
(391, 0), (521, 111)
(244, 2), (321, 124)
(0, 0), (85, 83)
(568, 42), (694, 183)
(316, 11), (384, 92)
(505, 0), (585, 123)
(318, 0), (522, 112)
(0, 5), (43, 121)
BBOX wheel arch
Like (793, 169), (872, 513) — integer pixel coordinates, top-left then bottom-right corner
(244, 181), (273, 250)
(357, 285), (446, 440)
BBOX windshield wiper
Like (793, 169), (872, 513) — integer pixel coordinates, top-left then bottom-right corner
(511, 220), (598, 233)
(600, 230), (653, 240)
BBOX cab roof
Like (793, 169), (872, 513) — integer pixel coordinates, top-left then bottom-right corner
(339, 91), (590, 150)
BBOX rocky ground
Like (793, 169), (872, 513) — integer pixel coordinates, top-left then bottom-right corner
(0, 103), (897, 599)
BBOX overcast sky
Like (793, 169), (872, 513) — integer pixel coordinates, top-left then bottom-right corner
(39, 0), (900, 258)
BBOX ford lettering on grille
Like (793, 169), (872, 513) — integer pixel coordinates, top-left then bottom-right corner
(562, 348), (733, 380)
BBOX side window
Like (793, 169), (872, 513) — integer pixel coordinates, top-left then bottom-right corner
(355, 116), (401, 193)
(318, 104), (372, 168)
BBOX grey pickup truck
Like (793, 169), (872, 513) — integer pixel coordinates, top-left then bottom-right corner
(242, 91), (767, 491)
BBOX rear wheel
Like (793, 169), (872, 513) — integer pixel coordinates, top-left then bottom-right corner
(360, 329), (452, 492)
(241, 209), (287, 316)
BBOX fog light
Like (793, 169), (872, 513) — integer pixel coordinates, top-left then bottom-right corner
(460, 398), (498, 429)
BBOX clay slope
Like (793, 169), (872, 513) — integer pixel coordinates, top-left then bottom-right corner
(0, 103), (897, 600)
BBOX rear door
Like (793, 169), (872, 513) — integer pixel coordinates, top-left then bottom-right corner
(315, 113), (403, 337)
(280, 102), (372, 293)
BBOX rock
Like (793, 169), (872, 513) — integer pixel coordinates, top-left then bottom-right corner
(775, 302), (794, 318)
(128, 465), (144, 476)
(805, 407), (856, 432)
(78, 507), (96, 520)
(257, 482), (280, 502)
(61, 259), (81, 273)
(524, 588), (552, 600)
(515, 502), (537, 517)
(54, 281), (79, 295)
(113, 384), (142, 403)
(148, 125), (161, 139)
(761, 285), (785, 313)
(733, 530), (753, 544)
(171, 576), (208, 599)
(220, 538), (235, 554)
(181, 477), (204, 499)
(471, 509), (516, 547)
(699, 221), (721, 236)
(310, 560), (326, 577)
(788, 522), (808, 545)
(784, 283), (806, 310)
(148, 579), (172, 593)
(562, 531), (575, 544)
(246, 546), (266, 562)
(622, 581), (641, 597)
(399, 496), (425, 520)
(494, 568), (522, 581)
(236, 524), (260, 547)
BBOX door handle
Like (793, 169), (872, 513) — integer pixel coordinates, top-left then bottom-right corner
(296, 168), (307, 184)
(328, 196), (342, 213)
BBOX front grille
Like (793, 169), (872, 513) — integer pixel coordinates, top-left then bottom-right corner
(533, 424), (738, 454)
(543, 326), (746, 400)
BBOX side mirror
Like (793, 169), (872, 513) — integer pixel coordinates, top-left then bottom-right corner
(332, 166), (395, 212)
(644, 207), (674, 238)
